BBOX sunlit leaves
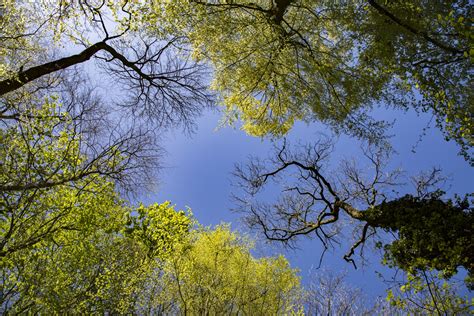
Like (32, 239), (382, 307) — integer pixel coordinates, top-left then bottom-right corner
(386, 271), (473, 314)
(160, 224), (303, 314)
(146, 0), (472, 161)
(124, 201), (192, 258)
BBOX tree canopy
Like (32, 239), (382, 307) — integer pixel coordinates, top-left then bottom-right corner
(157, 224), (302, 314)
(1, 1), (472, 157)
(0, 0), (472, 313)
(147, 0), (472, 161)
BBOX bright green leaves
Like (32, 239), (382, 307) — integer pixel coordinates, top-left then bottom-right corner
(0, 103), (299, 313)
(0, 97), (193, 312)
(0, 0), (43, 78)
(0, 204), (302, 313)
(386, 272), (473, 314)
(352, 0), (473, 162)
(0, 196), (195, 313)
(0, 3), (304, 312)
(151, 1), (391, 139)
(147, 1), (472, 160)
(1, 98), (80, 191)
(6, 225), (145, 314)
(124, 201), (192, 258)
(366, 193), (474, 288)
(160, 224), (302, 314)
(0, 98), (121, 260)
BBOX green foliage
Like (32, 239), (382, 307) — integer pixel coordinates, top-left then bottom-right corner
(1, 211), (302, 313)
(148, 1), (391, 140)
(0, 3), (303, 312)
(147, 0), (472, 160)
(367, 193), (473, 287)
(2, 0), (471, 156)
(386, 271), (473, 315)
(159, 224), (303, 314)
(0, 0), (41, 78)
(0, 200), (194, 314)
(0, 101), (178, 312)
(1, 1), (472, 313)
(351, 0), (473, 162)
(0, 99), (120, 259)
(0, 103), (300, 312)
(124, 202), (193, 258)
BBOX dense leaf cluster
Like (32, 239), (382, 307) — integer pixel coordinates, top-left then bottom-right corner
(147, 0), (472, 161)
(368, 193), (474, 288)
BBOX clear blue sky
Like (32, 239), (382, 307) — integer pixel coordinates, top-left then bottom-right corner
(139, 105), (473, 299)
(72, 9), (472, 301)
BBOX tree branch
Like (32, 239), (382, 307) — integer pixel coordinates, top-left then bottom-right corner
(368, 0), (464, 55)
(0, 42), (109, 95)
(0, 41), (160, 96)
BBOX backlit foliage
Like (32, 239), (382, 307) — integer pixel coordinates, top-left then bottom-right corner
(146, 0), (472, 160)
(159, 225), (303, 314)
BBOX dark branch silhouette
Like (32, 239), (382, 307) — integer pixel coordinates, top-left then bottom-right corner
(233, 138), (473, 276)
(0, 42), (108, 96)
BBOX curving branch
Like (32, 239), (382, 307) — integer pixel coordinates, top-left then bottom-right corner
(0, 42), (109, 96)
(102, 36), (213, 130)
(0, 40), (172, 96)
(233, 138), (472, 273)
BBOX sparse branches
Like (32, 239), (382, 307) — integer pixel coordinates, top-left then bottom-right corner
(305, 270), (372, 315)
(0, 76), (161, 259)
(0, 38), (213, 129)
(1, 75), (160, 193)
(0, 1), (213, 131)
(233, 137), (364, 253)
(101, 36), (213, 131)
(410, 167), (447, 199)
(339, 143), (402, 207)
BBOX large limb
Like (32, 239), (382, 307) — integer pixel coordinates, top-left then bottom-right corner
(0, 40), (162, 96)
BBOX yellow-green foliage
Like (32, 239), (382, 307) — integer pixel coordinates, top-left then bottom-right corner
(160, 224), (303, 315)
(386, 272), (473, 315)
(0, 98), (192, 313)
(0, 0), (40, 78)
(1, 200), (194, 314)
(147, 1), (386, 137)
(0, 0), (144, 78)
(0, 95), (301, 314)
(2, 0), (470, 157)
(144, 1), (472, 160)
(0, 99), (120, 260)
(124, 201), (193, 258)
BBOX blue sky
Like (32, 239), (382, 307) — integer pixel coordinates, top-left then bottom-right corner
(139, 104), (473, 299)
(73, 10), (472, 299)
(5, 1), (470, 308)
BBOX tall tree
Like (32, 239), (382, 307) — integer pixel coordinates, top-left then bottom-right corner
(233, 138), (473, 287)
(148, 0), (472, 161)
(157, 224), (302, 315)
